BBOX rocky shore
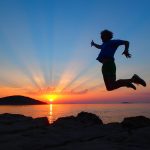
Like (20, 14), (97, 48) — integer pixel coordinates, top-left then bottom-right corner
(0, 112), (150, 150)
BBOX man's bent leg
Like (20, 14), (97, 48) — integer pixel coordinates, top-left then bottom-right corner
(102, 60), (136, 91)
(103, 77), (136, 91)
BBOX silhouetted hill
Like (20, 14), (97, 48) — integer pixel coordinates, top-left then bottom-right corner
(0, 95), (47, 105)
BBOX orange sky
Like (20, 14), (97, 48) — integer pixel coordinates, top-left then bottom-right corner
(0, 83), (150, 104)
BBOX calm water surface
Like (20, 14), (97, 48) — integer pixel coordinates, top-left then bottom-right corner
(0, 104), (150, 124)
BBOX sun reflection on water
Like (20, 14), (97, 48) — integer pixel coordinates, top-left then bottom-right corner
(49, 104), (53, 124)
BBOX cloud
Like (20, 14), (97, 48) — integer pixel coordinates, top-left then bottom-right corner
(61, 89), (88, 95)
(25, 87), (88, 96)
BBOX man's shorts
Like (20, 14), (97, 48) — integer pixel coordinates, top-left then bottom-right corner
(102, 60), (116, 78)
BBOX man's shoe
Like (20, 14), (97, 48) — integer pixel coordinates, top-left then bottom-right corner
(132, 74), (146, 87)
(127, 83), (136, 90)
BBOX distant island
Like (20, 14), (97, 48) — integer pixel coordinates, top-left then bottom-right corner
(122, 102), (133, 104)
(0, 95), (47, 105)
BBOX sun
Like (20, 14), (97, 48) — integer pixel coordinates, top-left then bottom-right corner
(50, 98), (53, 102)
(45, 94), (57, 103)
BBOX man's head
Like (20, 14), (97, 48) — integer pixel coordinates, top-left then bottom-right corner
(100, 30), (113, 42)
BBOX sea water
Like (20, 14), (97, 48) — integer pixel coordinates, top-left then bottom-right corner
(0, 103), (150, 124)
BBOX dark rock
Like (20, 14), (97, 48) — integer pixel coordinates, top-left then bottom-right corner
(52, 116), (78, 128)
(124, 127), (150, 146)
(33, 117), (50, 127)
(53, 112), (103, 129)
(0, 114), (49, 134)
(53, 116), (75, 124)
(0, 113), (150, 150)
(121, 116), (150, 129)
(0, 113), (32, 125)
(77, 111), (103, 125)
(105, 122), (123, 131)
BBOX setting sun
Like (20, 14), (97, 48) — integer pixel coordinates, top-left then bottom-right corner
(50, 98), (53, 102)
(45, 94), (58, 103)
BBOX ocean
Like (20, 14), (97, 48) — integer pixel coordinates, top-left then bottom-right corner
(0, 103), (150, 124)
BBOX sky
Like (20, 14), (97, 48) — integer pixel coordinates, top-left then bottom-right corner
(0, 0), (150, 103)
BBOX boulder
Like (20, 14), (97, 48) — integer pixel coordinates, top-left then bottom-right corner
(33, 117), (49, 127)
(0, 113), (32, 125)
(121, 116), (150, 129)
(53, 112), (103, 129)
(52, 116), (80, 128)
(0, 114), (49, 134)
(124, 127), (150, 147)
(76, 111), (103, 125)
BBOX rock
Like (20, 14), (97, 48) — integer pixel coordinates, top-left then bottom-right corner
(0, 113), (32, 125)
(0, 114), (49, 134)
(53, 112), (103, 129)
(32, 117), (50, 127)
(124, 127), (150, 147)
(121, 116), (150, 129)
(52, 116), (77, 128)
(0, 113), (149, 150)
(76, 111), (103, 125)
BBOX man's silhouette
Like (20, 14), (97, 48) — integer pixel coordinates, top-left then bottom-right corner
(91, 30), (146, 91)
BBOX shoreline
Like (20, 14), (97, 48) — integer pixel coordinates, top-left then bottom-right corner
(0, 112), (150, 150)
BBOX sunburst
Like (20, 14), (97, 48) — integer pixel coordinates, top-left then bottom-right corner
(45, 94), (57, 103)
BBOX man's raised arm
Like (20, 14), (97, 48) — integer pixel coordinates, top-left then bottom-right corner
(91, 40), (101, 49)
(122, 41), (131, 58)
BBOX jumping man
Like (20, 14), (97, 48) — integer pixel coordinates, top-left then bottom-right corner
(91, 29), (146, 91)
